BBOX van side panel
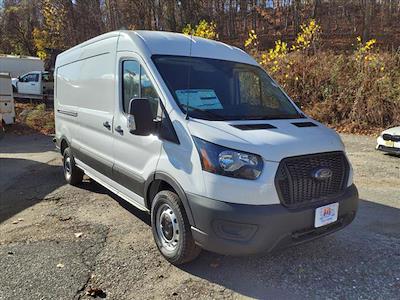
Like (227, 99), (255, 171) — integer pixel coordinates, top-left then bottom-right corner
(55, 56), (83, 151)
(72, 36), (118, 178)
(56, 36), (117, 178)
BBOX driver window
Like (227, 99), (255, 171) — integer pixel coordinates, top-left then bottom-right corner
(140, 66), (159, 118)
(122, 60), (140, 113)
(122, 59), (160, 118)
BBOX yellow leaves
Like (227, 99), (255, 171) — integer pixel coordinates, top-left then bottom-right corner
(257, 19), (321, 76)
(291, 19), (321, 52)
(244, 29), (258, 49)
(182, 20), (218, 40)
(355, 36), (377, 64)
(32, 0), (69, 59)
(33, 28), (48, 60)
(259, 40), (288, 73)
(366, 39), (377, 49)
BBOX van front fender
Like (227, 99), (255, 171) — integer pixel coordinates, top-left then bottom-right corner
(144, 172), (195, 226)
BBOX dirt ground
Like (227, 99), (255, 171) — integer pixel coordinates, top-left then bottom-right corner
(0, 133), (399, 300)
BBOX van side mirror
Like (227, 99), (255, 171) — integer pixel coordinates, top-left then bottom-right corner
(128, 98), (156, 136)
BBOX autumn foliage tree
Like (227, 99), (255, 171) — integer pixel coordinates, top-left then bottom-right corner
(33, 0), (71, 59)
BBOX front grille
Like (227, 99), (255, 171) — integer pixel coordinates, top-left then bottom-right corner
(275, 152), (349, 208)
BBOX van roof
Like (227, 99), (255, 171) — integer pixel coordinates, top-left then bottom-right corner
(129, 30), (258, 65)
(58, 30), (258, 66)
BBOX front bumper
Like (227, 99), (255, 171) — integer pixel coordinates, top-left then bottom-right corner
(376, 144), (400, 155)
(188, 184), (358, 256)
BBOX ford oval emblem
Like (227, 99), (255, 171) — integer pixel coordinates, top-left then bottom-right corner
(312, 168), (333, 180)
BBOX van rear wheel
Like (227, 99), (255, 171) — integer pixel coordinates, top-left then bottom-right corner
(151, 190), (201, 265)
(63, 147), (84, 185)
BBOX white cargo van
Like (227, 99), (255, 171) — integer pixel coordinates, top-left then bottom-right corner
(54, 31), (358, 264)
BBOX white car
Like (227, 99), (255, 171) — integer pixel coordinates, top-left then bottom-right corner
(376, 127), (400, 155)
(54, 30), (358, 264)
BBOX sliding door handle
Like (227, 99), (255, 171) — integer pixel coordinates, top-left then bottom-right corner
(103, 121), (111, 129)
(115, 126), (124, 134)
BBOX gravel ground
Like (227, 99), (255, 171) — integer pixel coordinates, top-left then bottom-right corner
(0, 133), (399, 300)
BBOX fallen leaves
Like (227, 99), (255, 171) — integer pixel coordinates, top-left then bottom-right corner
(11, 218), (24, 225)
(86, 287), (106, 298)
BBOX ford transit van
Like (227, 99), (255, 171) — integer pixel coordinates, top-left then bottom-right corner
(54, 31), (358, 264)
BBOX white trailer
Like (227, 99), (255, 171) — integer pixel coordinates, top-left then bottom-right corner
(0, 55), (44, 78)
(0, 73), (15, 124)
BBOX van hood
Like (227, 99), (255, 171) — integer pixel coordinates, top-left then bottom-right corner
(187, 118), (345, 162)
(381, 126), (400, 136)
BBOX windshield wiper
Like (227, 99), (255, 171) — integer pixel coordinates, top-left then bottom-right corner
(182, 104), (226, 120)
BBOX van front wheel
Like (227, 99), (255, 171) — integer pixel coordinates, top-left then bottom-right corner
(151, 190), (201, 265)
(63, 147), (84, 185)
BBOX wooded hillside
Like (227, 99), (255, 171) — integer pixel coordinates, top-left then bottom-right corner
(1, 0), (400, 60)
(1, 1), (399, 134)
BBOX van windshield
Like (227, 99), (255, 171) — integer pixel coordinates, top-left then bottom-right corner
(152, 55), (302, 121)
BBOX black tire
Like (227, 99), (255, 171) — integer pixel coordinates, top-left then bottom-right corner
(63, 147), (84, 186)
(151, 190), (201, 265)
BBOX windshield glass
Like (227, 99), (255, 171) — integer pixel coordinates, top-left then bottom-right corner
(152, 55), (302, 121)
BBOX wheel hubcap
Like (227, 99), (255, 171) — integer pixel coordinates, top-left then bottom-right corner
(64, 156), (72, 179)
(156, 204), (179, 252)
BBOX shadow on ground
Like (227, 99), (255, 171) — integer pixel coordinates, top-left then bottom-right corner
(85, 179), (151, 226)
(0, 158), (64, 223)
(0, 133), (55, 154)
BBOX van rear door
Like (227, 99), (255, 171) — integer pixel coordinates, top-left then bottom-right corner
(112, 53), (163, 206)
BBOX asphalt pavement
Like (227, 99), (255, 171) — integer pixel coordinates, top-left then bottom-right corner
(0, 133), (399, 299)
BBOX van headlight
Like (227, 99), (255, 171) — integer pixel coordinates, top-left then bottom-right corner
(193, 137), (263, 180)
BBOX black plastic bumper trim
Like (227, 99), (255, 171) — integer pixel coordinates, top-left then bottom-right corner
(187, 184), (358, 256)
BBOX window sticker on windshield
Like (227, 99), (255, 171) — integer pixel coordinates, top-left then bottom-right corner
(175, 89), (223, 110)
